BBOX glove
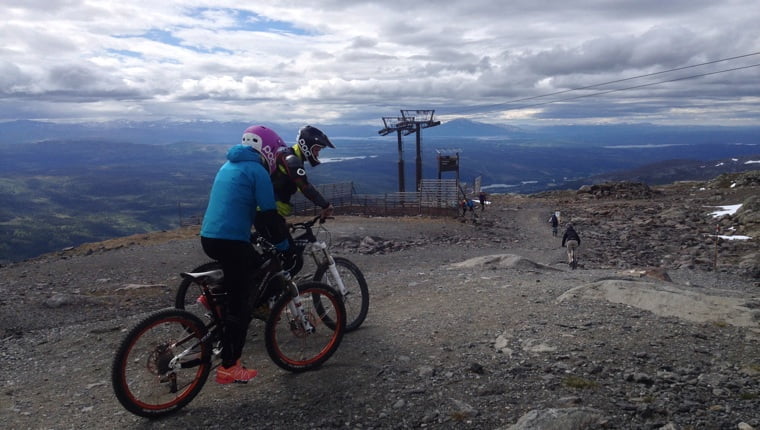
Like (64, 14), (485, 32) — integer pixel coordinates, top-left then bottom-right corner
(320, 204), (334, 221)
(273, 239), (289, 252)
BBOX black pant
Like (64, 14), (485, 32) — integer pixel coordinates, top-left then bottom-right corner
(201, 236), (262, 367)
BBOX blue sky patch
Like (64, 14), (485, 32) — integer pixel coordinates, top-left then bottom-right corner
(189, 7), (311, 35)
(106, 49), (143, 59)
(143, 29), (183, 45)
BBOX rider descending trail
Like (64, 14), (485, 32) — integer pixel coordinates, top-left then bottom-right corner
(561, 223), (581, 268)
(477, 197), (581, 267)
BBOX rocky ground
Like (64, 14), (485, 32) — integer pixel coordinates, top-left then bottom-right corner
(1, 174), (759, 429)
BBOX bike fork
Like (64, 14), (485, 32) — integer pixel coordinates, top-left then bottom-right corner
(325, 256), (349, 298)
(312, 244), (349, 298)
(282, 274), (316, 334)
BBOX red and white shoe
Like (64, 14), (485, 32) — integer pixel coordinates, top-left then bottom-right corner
(216, 360), (258, 384)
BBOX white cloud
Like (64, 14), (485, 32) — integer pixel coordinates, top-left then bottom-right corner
(1, 1), (759, 126)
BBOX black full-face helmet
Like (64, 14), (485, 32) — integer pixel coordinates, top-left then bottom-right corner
(296, 125), (334, 167)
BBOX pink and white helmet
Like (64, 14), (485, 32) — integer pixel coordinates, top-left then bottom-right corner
(241, 125), (286, 174)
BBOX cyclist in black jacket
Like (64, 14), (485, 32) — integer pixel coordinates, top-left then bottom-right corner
(561, 223), (581, 264)
(269, 125), (334, 219)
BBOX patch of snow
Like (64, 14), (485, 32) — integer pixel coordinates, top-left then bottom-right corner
(708, 204), (742, 217)
(716, 235), (752, 241)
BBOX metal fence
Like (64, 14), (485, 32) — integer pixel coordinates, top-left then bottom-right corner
(293, 179), (459, 217)
(181, 179), (460, 225)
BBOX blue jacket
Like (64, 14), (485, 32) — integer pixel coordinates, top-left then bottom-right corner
(201, 145), (278, 242)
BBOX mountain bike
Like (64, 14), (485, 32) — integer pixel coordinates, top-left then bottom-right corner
(175, 216), (369, 332)
(566, 244), (578, 270)
(111, 237), (346, 418)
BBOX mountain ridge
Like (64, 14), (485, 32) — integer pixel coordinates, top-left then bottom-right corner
(1, 121), (758, 263)
(3, 118), (760, 145)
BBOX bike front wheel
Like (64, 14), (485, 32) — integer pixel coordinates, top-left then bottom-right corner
(111, 308), (212, 418)
(265, 282), (346, 372)
(313, 256), (369, 332)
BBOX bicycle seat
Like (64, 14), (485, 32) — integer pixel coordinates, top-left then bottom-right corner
(181, 269), (224, 284)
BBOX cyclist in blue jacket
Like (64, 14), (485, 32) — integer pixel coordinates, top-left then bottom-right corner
(199, 125), (292, 384)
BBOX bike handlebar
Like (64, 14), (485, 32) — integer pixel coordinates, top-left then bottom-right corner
(289, 215), (333, 232)
(252, 214), (335, 251)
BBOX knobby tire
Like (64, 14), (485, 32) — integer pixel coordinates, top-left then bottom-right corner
(111, 309), (211, 418)
(264, 282), (346, 372)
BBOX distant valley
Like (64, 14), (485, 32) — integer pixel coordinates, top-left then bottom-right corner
(1, 119), (758, 263)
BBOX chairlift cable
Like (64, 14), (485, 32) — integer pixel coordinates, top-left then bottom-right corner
(452, 51), (760, 114)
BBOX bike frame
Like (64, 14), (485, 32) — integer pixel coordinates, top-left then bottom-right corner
(184, 242), (316, 345)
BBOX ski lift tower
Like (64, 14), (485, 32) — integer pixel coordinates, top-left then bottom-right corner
(400, 110), (440, 191)
(378, 116), (414, 192)
(379, 109), (441, 192)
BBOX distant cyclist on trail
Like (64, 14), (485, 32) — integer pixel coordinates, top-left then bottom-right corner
(262, 125), (335, 220)
(548, 213), (559, 237)
(561, 223), (581, 265)
(199, 125), (294, 384)
(459, 198), (478, 222)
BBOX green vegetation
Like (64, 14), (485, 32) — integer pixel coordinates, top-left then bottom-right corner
(563, 375), (598, 389)
(0, 140), (218, 262)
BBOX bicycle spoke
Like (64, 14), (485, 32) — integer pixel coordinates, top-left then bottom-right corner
(265, 283), (345, 372)
(112, 310), (211, 417)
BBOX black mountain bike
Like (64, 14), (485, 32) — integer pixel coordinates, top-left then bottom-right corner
(111, 237), (346, 418)
(176, 216), (369, 332)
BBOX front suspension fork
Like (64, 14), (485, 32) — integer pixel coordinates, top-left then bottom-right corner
(314, 247), (348, 298)
(282, 273), (315, 334)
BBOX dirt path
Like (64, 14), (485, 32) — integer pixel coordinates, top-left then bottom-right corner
(1, 195), (759, 429)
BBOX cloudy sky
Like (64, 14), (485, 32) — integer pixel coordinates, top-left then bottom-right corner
(1, 0), (759, 127)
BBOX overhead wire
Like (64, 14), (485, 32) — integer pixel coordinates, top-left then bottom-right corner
(451, 51), (760, 115)
(516, 62), (760, 109)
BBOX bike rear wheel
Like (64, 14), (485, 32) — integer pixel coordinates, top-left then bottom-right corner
(265, 282), (346, 372)
(313, 257), (369, 332)
(111, 309), (212, 418)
